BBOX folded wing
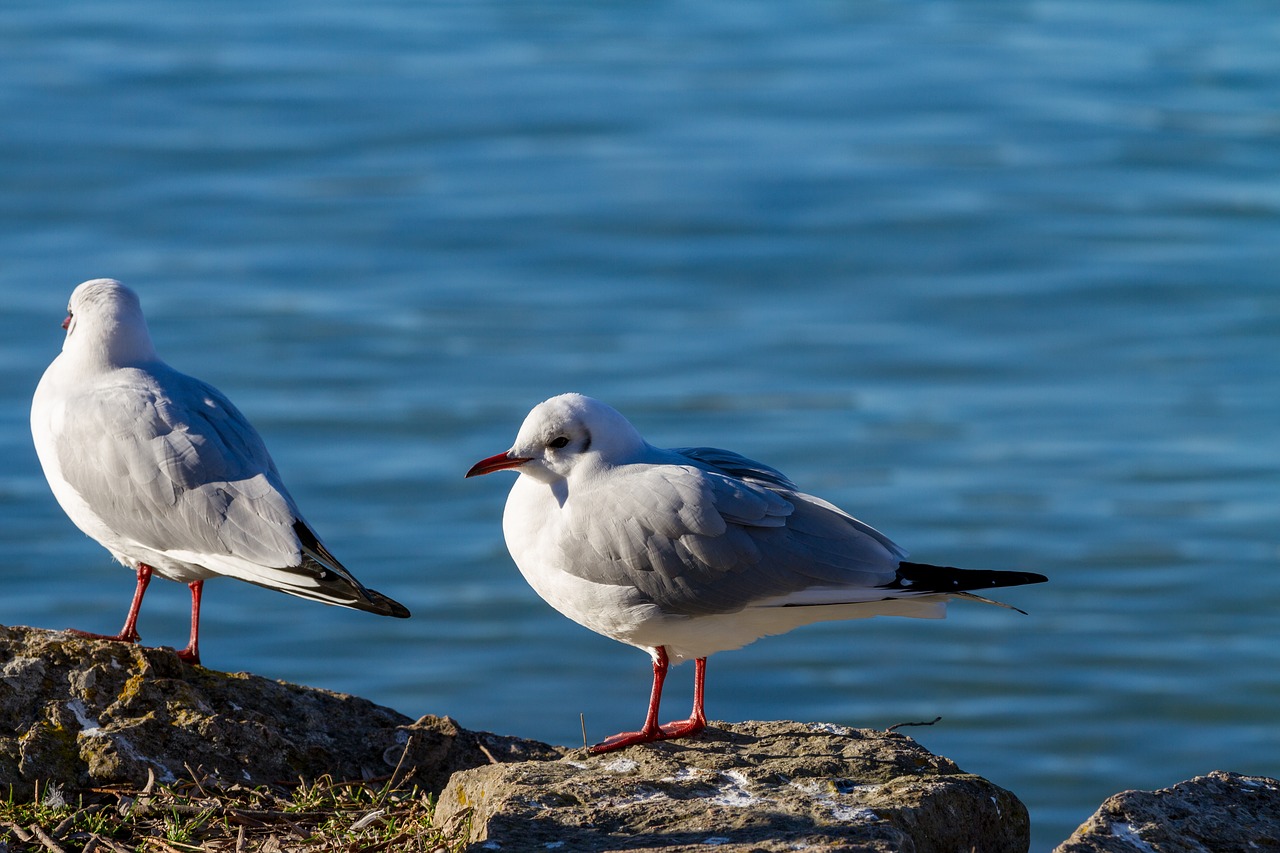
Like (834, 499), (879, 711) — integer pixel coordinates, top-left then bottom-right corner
(557, 447), (910, 616)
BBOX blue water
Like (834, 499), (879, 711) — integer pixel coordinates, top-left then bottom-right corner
(2, 2), (1278, 849)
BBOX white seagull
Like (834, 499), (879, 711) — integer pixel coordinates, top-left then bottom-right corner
(30, 279), (409, 665)
(467, 393), (1046, 752)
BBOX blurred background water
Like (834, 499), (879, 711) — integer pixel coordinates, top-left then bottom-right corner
(1, 1), (1277, 848)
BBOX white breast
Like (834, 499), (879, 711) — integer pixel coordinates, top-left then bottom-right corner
(502, 474), (672, 651)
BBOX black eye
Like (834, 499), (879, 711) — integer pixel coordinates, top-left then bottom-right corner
(548, 436), (570, 449)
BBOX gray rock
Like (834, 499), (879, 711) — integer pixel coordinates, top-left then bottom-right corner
(1053, 771), (1280, 853)
(434, 719), (1030, 853)
(0, 624), (1034, 852)
(0, 624), (561, 796)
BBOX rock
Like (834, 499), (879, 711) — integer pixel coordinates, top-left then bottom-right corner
(0, 624), (562, 797)
(1, 624), (1033, 852)
(434, 719), (1030, 853)
(1053, 771), (1280, 853)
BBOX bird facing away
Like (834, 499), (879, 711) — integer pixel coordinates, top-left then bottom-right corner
(467, 393), (1047, 753)
(30, 279), (409, 665)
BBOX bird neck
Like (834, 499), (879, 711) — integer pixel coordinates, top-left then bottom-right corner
(64, 318), (160, 370)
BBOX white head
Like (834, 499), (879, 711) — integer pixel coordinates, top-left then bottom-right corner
(466, 393), (648, 484)
(60, 279), (158, 366)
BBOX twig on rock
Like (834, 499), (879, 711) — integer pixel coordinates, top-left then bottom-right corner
(29, 823), (69, 853)
(144, 838), (192, 852)
(88, 834), (132, 853)
(141, 768), (157, 798)
(885, 716), (942, 733)
(184, 763), (212, 800)
(387, 734), (416, 792)
(359, 830), (413, 852)
(477, 742), (500, 765)
(224, 807), (328, 826)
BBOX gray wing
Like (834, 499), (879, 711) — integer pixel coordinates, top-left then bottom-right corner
(57, 364), (306, 567)
(52, 364), (408, 616)
(670, 446), (799, 491)
(560, 454), (908, 616)
(675, 444), (908, 564)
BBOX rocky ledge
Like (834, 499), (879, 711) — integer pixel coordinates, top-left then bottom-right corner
(435, 720), (1027, 852)
(0, 623), (559, 797)
(1, 624), (1276, 852)
(1052, 771), (1280, 853)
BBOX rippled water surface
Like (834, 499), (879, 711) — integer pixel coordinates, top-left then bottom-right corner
(2, 2), (1278, 849)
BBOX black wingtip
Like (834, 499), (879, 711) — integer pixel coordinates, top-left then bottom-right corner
(293, 520), (411, 618)
(889, 561), (1048, 594)
(363, 589), (412, 619)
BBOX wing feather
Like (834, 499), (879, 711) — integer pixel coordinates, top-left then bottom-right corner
(557, 452), (906, 617)
(56, 365), (302, 567)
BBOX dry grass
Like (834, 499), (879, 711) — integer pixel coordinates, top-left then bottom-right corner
(0, 771), (470, 853)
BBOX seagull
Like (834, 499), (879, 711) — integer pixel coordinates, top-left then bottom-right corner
(30, 279), (410, 666)
(467, 393), (1046, 753)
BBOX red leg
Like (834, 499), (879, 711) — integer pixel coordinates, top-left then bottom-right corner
(176, 580), (203, 665)
(68, 563), (153, 644)
(590, 650), (709, 753)
(660, 656), (708, 738)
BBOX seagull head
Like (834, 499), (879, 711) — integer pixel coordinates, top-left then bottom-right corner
(466, 393), (648, 484)
(61, 279), (158, 366)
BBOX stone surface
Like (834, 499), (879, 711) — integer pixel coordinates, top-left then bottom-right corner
(0, 624), (1042, 852)
(434, 719), (1030, 853)
(0, 624), (562, 796)
(7, 623), (1277, 853)
(1053, 771), (1280, 853)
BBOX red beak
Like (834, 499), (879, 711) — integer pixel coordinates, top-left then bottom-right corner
(466, 452), (532, 478)
(61, 315), (71, 330)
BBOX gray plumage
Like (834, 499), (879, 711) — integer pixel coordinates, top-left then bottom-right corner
(31, 279), (407, 662)
(552, 449), (909, 616)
